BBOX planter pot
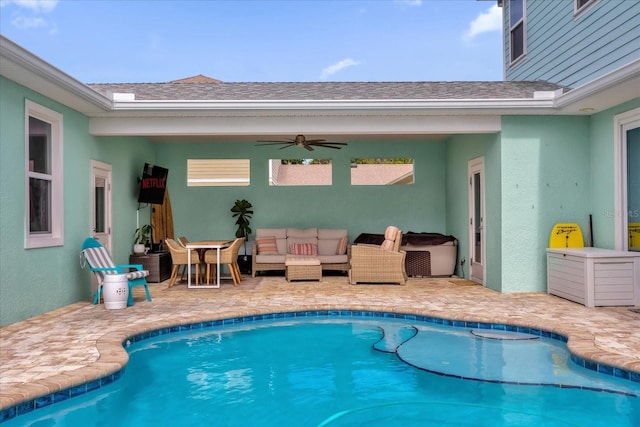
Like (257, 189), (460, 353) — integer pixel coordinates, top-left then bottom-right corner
(238, 255), (252, 275)
(133, 243), (146, 254)
(102, 274), (129, 309)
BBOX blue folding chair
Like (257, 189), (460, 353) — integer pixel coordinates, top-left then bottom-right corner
(80, 237), (151, 306)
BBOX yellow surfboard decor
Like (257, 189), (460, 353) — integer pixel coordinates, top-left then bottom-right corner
(549, 223), (584, 248)
(629, 223), (640, 249)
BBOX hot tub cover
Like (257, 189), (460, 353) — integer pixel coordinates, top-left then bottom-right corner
(354, 232), (457, 246)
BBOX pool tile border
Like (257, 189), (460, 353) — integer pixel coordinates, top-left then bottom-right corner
(2, 309), (638, 423)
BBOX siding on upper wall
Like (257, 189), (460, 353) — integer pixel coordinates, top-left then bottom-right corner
(504, 0), (640, 88)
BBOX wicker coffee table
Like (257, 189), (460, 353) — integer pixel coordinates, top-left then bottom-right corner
(285, 255), (322, 282)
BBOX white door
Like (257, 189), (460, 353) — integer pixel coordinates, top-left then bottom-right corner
(627, 126), (640, 251)
(91, 160), (112, 253)
(614, 108), (640, 251)
(468, 157), (485, 284)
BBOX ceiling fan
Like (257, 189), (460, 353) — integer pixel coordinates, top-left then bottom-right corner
(256, 134), (347, 151)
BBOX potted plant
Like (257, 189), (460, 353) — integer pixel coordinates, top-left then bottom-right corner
(231, 199), (253, 273)
(133, 224), (153, 254)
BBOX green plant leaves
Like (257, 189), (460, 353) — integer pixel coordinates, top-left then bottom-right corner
(231, 199), (253, 239)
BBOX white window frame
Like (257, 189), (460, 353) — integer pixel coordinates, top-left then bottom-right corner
(187, 159), (250, 186)
(25, 100), (64, 248)
(509, 0), (526, 65)
(574, 0), (598, 17)
(614, 107), (640, 251)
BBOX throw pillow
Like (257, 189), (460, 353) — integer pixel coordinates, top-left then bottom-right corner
(257, 237), (278, 254)
(384, 225), (400, 241)
(381, 239), (395, 251)
(336, 236), (348, 255)
(289, 243), (318, 255)
(381, 226), (400, 250)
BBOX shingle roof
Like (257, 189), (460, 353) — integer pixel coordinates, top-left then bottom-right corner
(169, 74), (223, 84)
(87, 80), (566, 101)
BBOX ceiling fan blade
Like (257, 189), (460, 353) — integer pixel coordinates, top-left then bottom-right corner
(309, 142), (347, 149)
(256, 135), (347, 150)
(312, 144), (342, 149)
(255, 141), (293, 146)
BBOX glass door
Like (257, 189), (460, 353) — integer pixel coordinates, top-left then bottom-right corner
(615, 108), (640, 251)
(91, 160), (112, 253)
(627, 127), (640, 251)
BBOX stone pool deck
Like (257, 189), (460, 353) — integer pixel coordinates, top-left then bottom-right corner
(1, 275), (640, 412)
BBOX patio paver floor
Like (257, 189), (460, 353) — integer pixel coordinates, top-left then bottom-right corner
(1, 275), (640, 412)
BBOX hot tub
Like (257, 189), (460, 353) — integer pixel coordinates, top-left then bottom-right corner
(354, 232), (458, 277)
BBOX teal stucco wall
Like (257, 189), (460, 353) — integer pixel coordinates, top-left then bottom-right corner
(588, 99), (640, 250)
(445, 133), (501, 290)
(500, 115), (592, 293)
(155, 138), (448, 247)
(0, 77), (154, 326)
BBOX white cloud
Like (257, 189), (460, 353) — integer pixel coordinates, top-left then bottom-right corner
(320, 58), (361, 80)
(2, 0), (58, 32)
(11, 15), (46, 29)
(464, 4), (502, 40)
(1, 0), (58, 13)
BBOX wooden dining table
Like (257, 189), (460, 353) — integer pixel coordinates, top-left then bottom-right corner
(185, 240), (232, 288)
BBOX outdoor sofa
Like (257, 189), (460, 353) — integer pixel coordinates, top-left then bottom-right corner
(252, 228), (350, 277)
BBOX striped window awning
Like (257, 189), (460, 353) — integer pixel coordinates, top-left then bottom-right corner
(187, 159), (250, 187)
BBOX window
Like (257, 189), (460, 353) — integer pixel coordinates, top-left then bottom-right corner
(269, 159), (332, 186)
(187, 159), (250, 186)
(25, 100), (63, 248)
(509, 0), (525, 63)
(575, 0), (597, 16)
(350, 158), (414, 186)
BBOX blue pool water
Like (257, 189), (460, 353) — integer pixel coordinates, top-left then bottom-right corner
(3, 314), (640, 426)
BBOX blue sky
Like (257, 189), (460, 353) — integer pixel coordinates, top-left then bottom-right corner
(0, 0), (504, 83)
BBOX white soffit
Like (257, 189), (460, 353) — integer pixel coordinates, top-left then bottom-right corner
(89, 114), (502, 138)
(556, 59), (640, 114)
(0, 36), (112, 114)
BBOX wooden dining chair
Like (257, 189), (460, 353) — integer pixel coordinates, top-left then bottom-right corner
(204, 238), (244, 285)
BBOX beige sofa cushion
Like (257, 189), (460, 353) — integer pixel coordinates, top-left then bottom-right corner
(317, 229), (348, 255)
(317, 254), (349, 264)
(317, 239), (340, 255)
(287, 228), (318, 238)
(318, 229), (347, 239)
(255, 254), (287, 263)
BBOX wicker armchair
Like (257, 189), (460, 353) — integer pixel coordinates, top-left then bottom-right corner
(165, 238), (202, 287)
(204, 237), (244, 285)
(349, 226), (408, 285)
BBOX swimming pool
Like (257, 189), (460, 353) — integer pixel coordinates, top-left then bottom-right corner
(2, 311), (639, 426)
